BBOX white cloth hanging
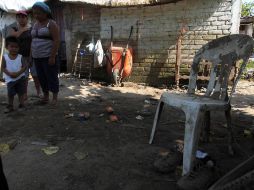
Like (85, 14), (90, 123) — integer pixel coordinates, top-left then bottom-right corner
(93, 39), (104, 68)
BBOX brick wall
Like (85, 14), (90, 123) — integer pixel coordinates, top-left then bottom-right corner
(63, 3), (101, 74)
(64, 0), (241, 86)
(100, 0), (238, 86)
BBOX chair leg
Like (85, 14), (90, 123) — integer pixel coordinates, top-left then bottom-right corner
(149, 100), (164, 144)
(225, 106), (234, 155)
(182, 106), (202, 175)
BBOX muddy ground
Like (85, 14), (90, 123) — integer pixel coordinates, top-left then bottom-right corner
(0, 76), (254, 190)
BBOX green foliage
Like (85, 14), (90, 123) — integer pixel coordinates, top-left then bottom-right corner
(246, 60), (254, 69)
(241, 2), (254, 17)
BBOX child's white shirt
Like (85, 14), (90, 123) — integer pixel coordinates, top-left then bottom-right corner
(3, 54), (25, 83)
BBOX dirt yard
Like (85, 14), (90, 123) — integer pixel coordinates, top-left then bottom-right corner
(0, 76), (254, 190)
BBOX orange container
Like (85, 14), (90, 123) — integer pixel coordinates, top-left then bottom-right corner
(106, 46), (133, 79)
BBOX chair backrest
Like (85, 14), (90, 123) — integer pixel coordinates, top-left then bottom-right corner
(188, 34), (254, 101)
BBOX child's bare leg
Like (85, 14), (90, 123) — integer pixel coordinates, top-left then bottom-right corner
(24, 78), (28, 101)
(18, 94), (25, 107)
(8, 95), (14, 108)
(4, 95), (14, 113)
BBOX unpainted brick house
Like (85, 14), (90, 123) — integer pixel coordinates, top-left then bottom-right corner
(55, 0), (242, 86)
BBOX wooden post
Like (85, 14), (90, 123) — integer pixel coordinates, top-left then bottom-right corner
(0, 27), (6, 80)
(175, 27), (185, 88)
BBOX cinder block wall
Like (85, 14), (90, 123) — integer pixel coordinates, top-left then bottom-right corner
(64, 0), (239, 86)
(100, 0), (235, 86)
(63, 4), (101, 74)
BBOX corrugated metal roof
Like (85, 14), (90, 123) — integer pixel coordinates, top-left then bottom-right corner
(0, 0), (183, 12)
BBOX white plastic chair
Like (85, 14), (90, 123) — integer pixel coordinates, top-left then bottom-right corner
(149, 34), (254, 175)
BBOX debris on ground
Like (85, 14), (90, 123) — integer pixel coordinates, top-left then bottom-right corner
(244, 129), (253, 138)
(109, 114), (118, 122)
(136, 115), (144, 120)
(99, 113), (104, 117)
(0, 144), (10, 154)
(0, 139), (18, 154)
(65, 112), (90, 121)
(7, 139), (18, 150)
(68, 103), (76, 111)
(153, 150), (182, 173)
(149, 98), (159, 105)
(41, 146), (59, 155)
(158, 149), (170, 156)
(195, 150), (215, 168)
(31, 141), (48, 146)
(175, 139), (184, 153)
(78, 112), (90, 121)
(138, 109), (152, 116)
(0, 77), (253, 189)
(196, 150), (208, 159)
(65, 113), (74, 118)
(177, 166), (219, 190)
(177, 152), (217, 189)
(74, 152), (88, 160)
(0, 101), (8, 106)
(106, 106), (114, 114)
(144, 99), (150, 104)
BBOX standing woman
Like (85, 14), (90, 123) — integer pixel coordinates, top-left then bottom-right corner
(10, 11), (41, 100)
(31, 2), (60, 105)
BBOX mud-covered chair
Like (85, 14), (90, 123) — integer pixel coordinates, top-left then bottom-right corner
(149, 34), (254, 175)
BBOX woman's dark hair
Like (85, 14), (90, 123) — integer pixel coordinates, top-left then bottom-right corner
(5, 36), (19, 48)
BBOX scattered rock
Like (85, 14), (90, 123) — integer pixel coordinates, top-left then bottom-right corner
(31, 141), (48, 146)
(65, 113), (74, 118)
(136, 115), (144, 120)
(0, 101), (8, 106)
(244, 129), (252, 138)
(0, 144), (10, 154)
(42, 146), (59, 155)
(109, 114), (118, 122)
(144, 100), (150, 104)
(0, 139), (18, 154)
(99, 113), (104, 117)
(154, 151), (182, 173)
(74, 152), (88, 160)
(78, 112), (90, 120)
(159, 149), (170, 157)
(139, 109), (152, 116)
(106, 106), (114, 114)
(7, 139), (18, 150)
